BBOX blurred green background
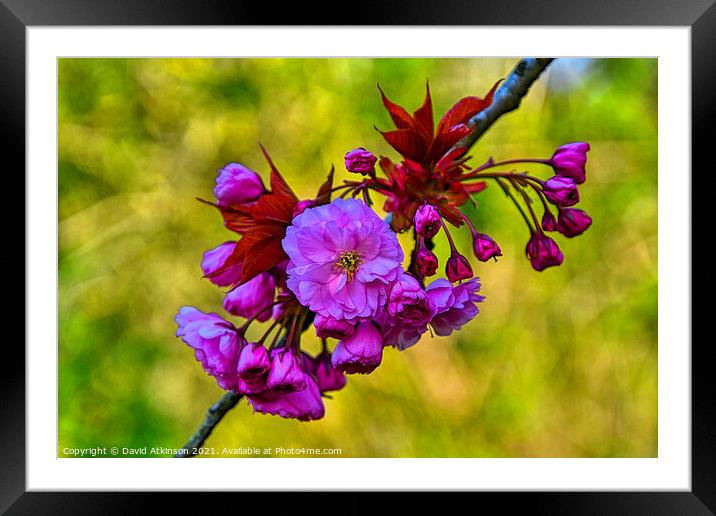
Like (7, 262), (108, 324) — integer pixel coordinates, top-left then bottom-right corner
(58, 58), (657, 458)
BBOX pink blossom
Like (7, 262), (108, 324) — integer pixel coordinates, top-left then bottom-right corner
(526, 232), (564, 271)
(543, 176), (579, 207)
(416, 246), (438, 277)
(414, 204), (442, 239)
(332, 322), (384, 374)
(557, 208), (593, 237)
(201, 242), (242, 287)
(175, 307), (243, 391)
(283, 198), (403, 321)
(472, 233), (502, 262)
(247, 373), (325, 421)
(314, 313), (356, 340)
(223, 272), (276, 322)
(267, 349), (307, 393)
(551, 142), (590, 184)
(446, 252), (473, 282)
(426, 278), (485, 336)
(214, 163), (266, 206)
(344, 147), (377, 174)
(236, 342), (271, 394)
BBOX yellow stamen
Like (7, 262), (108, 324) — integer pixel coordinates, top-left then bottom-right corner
(336, 251), (361, 281)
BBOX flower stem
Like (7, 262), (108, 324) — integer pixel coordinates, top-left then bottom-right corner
(496, 178), (535, 234)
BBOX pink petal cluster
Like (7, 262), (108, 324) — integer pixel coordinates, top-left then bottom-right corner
(282, 198), (403, 321)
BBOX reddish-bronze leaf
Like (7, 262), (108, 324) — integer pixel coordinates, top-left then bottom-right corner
(377, 84), (415, 130)
(436, 80), (501, 137)
(259, 144), (298, 202)
(315, 165), (335, 206)
(239, 236), (286, 284)
(378, 127), (428, 163)
(412, 81), (434, 139)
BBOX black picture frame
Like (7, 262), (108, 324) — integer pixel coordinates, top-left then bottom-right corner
(3, 0), (708, 513)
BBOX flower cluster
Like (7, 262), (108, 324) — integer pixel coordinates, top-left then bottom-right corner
(176, 81), (592, 422)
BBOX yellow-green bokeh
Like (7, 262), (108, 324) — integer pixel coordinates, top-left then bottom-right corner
(58, 58), (657, 457)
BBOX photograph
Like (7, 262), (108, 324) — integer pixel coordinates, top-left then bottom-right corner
(56, 56), (658, 459)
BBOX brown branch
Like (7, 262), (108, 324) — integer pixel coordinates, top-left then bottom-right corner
(175, 391), (242, 457)
(452, 58), (554, 152)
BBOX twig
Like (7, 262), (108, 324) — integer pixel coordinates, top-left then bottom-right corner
(175, 391), (243, 457)
(451, 58), (554, 152)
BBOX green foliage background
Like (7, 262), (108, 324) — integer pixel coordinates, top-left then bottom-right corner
(58, 58), (657, 457)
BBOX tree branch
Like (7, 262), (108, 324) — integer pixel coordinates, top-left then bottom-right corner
(452, 58), (554, 152)
(175, 391), (242, 457)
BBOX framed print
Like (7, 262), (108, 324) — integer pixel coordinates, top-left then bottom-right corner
(4, 0), (711, 512)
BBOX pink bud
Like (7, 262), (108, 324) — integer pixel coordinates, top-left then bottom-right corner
(472, 233), (502, 262)
(314, 314), (356, 340)
(557, 208), (593, 237)
(416, 247), (438, 277)
(541, 211), (558, 232)
(526, 232), (564, 271)
(446, 253), (473, 282)
(293, 199), (316, 217)
(414, 204), (442, 239)
(551, 142), (590, 184)
(542, 176), (579, 207)
(344, 147), (377, 174)
(214, 163), (265, 206)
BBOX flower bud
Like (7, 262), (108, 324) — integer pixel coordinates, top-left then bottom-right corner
(332, 322), (383, 375)
(214, 163), (265, 206)
(414, 204), (441, 239)
(293, 199), (316, 217)
(223, 272), (276, 322)
(200, 241), (242, 287)
(267, 349), (307, 393)
(472, 233), (502, 262)
(551, 142), (590, 184)
(526, 232), (564, 271)
(541, 211), (557, 232)
(416, 247), (438, 277)
(542, 176), (579, 207)
(344, 147), (377, 174)
(314, 314), (356, 341)
(446, 253), (473, 282)
(557, 208), (593, 237)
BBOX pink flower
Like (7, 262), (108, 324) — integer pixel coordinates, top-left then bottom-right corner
(344, 147), (377, 174)
(526, 231), (564, 271)
(551, 142), (590, 184)
(247, 373), (325, 421)
(332, 322), (384, 374)
(414, 204), (442, 239)
(283, 198), (403, 321)
(542, 176), (579, 207)
(446, 252), (473, 282)
(376, 273), (437, 350)
(472, 233), (502, 262)
(267, 349), (307, 393)
(557, 208), (593, 237)
(201, 242), (242, 287)
(311, 351), (347, 392)
(426, 278), (485, 336)
(223, 272), (276, 322)
(387, 273), (436, 326)
(236, 342), (271, 394)
(214, 163), (266, 206)
(314, 313), (356, 340)
(175, 307), (242, 391)
(416, 246), (438, 277)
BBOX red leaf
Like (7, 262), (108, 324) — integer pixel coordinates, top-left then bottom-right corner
(427, 123), (472, 164)
(462, 181), (488, 194)
(378, 127), (428, 162)
(239, 236), (286, 284)
(436, 80), (501, 137)
(259, 144), (298, 202)
(315, 165), (335, 206)
(377, 84), (415, 130)
(412, 81), (434, 139)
